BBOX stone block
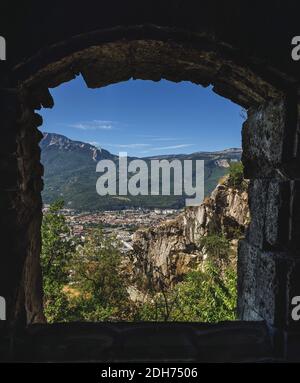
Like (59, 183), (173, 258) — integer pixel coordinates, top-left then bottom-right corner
(265, 181), (291, 248)
(238, 240), (261, 320)
(247, 179), (292, 250)
(238, 240), (285, 326)
(246, 180), (268, 249)
(242, 99), (286, 178)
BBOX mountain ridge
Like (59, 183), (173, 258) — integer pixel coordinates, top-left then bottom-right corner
(41, 132), (242, 161)
(40, 132), (242, 211)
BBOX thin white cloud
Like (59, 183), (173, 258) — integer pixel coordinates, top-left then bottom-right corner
(68, 120), (116, 130)
(136, 134), (160, 138)
(136, 135), (181, 141)
(140, 143), (194, 154)
(150, 137), (180, 142)
(85, 141), (193, 153)
(107, 143), (151, 149)
(152, 144), (194, 150)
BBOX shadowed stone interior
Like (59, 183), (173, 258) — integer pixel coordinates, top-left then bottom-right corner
(0, 0), (299, 362)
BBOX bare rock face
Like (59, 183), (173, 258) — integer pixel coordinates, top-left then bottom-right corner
(131, 177), (250, 288)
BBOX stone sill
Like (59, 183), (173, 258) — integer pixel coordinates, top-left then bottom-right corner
(0, 321), (280, 362)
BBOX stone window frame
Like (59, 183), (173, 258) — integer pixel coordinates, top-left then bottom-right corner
(1, 25), (299, 361)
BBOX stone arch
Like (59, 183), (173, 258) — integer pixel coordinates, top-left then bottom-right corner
(17, 26), (284, 107)
(1, 21), (299, 361)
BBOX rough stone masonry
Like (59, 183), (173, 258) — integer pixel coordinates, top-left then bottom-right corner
(0, 0), (299, 362)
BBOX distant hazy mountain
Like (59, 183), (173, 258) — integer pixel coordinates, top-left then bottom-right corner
(40, 133), (242, 211)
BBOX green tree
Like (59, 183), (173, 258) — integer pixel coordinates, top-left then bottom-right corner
(228, 161), (245, 190)
(173, 261), (237, 322)
(41, 200), (78, 322)
(199, 234), (231, 269)
(42, 202), (132, 322)
(70, 229), (131, 321)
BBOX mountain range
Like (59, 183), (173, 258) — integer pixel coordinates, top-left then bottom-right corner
(40, 132), (242, 211)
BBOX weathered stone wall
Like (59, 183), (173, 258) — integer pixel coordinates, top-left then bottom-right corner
(0, 72), (45, 328)
(238, 97), (300, 358)
(17, 94), (45, 325)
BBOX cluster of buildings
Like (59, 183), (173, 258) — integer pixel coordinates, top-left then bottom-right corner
(43, 206), (180, 252)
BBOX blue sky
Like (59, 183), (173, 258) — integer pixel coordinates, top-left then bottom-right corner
(39, 76), (243, 157)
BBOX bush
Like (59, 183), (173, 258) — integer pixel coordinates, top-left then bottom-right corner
(134, 261), (237, 322)
(199, 234), (231, 268)
(171, 233), (237, 322)
(41, 200), (78, 322)
(42, 201), (132, 322)
(70, 229), (132, 321)
(228, 161), (245, 190)
(134, 233), (237, 322)
(173, 262), (237, 322)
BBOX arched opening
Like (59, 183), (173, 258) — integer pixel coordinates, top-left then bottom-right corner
(38, 75), (246, 323)
(14, 36), (285, 326)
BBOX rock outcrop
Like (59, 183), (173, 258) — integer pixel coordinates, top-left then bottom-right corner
(131, 176), (250, 289)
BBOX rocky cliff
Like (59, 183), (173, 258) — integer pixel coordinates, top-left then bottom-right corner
(130, 176), (250, 289)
